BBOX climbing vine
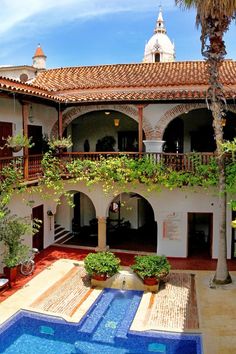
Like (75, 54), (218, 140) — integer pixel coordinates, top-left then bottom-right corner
(1, 149), (236, 213)
(35, 152), (220, 198)
(0, 159), (25, 218)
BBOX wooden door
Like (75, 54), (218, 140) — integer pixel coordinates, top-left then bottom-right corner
(0, 122), (12, 157)
(32, 205), (44, 251)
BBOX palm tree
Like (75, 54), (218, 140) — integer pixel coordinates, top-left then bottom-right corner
(176, 0), (236, 284)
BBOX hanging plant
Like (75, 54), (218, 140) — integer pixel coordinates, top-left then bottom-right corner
(48, 136), (73, 152)
(3, 131), (34, 152)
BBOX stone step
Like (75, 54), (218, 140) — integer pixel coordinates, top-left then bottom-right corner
(55, 233), (74, 244)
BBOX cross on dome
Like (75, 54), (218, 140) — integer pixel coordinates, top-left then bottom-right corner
(143, 7), (175, 63)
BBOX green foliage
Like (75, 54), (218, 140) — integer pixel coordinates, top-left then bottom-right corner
(48, 136), (73, 151)
(65, 154), (220, 194)
(4, 131), (34, 150)
(99, 136), (116, 151)
(84, 251), (120, 277)
(221, 138), (236, 161)
(0, 159), (25, 216)
(131, 255), (171, 280)
(0, 208), (33, 267)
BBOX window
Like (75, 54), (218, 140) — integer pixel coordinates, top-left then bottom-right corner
(155, 53), (160, 62)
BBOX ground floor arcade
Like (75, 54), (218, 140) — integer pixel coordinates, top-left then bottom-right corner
(2, 181), (235, 275)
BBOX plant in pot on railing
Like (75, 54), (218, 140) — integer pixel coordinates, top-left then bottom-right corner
(48, 136), (73, 153)
(3, 131), (34, 152)
(131, 255), (171, 286)
(84, 251), (120, 281)
(0, 209), (33, 286)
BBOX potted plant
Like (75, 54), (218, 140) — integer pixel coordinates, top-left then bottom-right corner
(131, 255), (171, 285)
(4, 131), (34, 152)
(48, 136), (73, 153)
(99, 136), (116, 152)
(0, 209), (32, 285)
(84, 251), (120, 280)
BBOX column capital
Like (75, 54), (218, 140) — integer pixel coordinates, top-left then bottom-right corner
(143, 139), (165, 153)
(97, 216), (107, 223)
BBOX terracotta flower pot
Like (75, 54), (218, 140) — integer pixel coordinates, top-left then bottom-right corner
(3, 266), (18, 286)
(143, 277), (159, 286)
(92, 273), (108, 281)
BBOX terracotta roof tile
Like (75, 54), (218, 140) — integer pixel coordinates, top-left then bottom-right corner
(33, 61), (213, 91)
(0, 76), (63, 102)
(33, 45), (46, 58)
(0, 60), (236, 104)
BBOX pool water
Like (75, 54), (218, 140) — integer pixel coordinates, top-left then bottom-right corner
(0, 289), (202, 354)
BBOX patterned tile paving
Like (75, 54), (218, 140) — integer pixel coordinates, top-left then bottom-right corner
(31, 266), (91, 317)
(148, 273), (198, 331)
(1, 245), (235, 303)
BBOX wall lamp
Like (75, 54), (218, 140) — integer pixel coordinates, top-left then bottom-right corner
(47, 210), (54, 230)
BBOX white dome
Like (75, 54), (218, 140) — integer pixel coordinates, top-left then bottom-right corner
(143, 8), (175, 63)
(144, 32), (175, 57)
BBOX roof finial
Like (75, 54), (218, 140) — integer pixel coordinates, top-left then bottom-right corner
(32, 44), (47, 70)
(155, 5), (166, 34)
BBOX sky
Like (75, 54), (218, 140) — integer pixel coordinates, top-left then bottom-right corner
(0, 0), (235, 68)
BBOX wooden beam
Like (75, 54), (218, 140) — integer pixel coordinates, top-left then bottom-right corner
(58, 109), (63, 139)
(22, 102), (29, 180)
(137, 105), (144, 154)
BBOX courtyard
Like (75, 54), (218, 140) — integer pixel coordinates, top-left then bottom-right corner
(0, 246), (236, 354)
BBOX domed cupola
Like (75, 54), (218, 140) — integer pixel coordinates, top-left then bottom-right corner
(143, 7), (175, 63)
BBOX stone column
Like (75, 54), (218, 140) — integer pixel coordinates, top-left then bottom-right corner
(96, 217), (108, 251)
(143, 140), (165, 153)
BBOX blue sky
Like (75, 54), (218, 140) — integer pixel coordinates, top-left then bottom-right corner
(0, 0), (235, 68)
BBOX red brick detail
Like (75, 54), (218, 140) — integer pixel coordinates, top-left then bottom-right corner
(155, 103), (206, 140)
(51, 104), (151, 139)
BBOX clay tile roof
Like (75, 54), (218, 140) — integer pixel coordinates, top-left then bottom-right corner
(32, 60), (236, 94)
(0, 60), (236, 104)
(0, 75), (63, 102)
(33, 44), (46, 58)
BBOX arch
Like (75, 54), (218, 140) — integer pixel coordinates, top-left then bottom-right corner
(106, 191), (157, 252)
(50, 104), (152, 140)
(155, 103), (236, 140)
(55, 189), (98, 247)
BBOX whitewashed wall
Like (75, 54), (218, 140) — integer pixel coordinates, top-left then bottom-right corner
(1, 181), (233, 273)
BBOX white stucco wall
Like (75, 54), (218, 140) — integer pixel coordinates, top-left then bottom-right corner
(0, 97), (58, 153)
(1, 181), (233, 271)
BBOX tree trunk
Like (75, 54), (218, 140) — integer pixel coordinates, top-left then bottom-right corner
(211, 101), (231, 284)
(202, 15), (232, 285)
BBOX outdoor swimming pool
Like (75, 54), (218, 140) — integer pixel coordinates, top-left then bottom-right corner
(0, 288), (202, 354)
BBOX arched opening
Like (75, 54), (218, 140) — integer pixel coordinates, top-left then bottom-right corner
(66, 110), (142, 152)
(55, 191), (97, 247)
(162, 108), (236, 153)
(107, 192), (157, 252)
(155, 52), (160, 62)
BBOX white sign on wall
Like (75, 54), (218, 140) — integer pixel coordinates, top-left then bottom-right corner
(162, 212), (182, 240)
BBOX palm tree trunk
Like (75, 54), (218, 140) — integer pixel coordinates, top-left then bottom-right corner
(203, 16), (232, 284)
(211, 101), (231, 284)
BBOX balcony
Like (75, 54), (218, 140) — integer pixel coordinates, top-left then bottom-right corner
(0, 152), (217, 183)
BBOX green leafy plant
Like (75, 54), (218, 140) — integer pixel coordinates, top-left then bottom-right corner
(84, 251), (120, 277)
(3, 131), (34, 152)
(0, 159), (25, 216)
(48, 136), (72, 151)
(0, 208), (40, 268)
(131, 255), (171, 280)
(98, 136), (116, 151)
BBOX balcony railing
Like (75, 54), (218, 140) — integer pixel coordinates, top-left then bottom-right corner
(0, 152), (217, 182)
